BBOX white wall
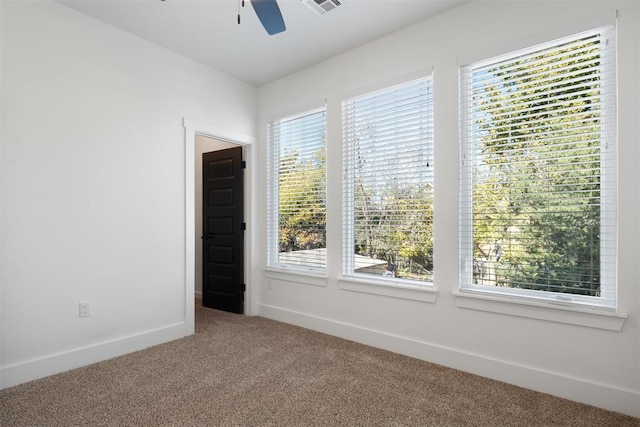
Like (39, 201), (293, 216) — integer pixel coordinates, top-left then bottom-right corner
(0, 0), (256, 387)
(257, 0), (640, 418)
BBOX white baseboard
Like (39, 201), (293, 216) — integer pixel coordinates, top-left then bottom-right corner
(0, 321), (192, 390)
(195, 291), (203, 301)
(258, 303), (640, 419)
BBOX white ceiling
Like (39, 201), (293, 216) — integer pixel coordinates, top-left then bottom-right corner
(57, 0), (468, 86)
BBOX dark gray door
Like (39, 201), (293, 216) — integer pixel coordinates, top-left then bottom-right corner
(202, 147), (244, 314)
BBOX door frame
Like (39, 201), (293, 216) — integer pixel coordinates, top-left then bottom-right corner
(183, 118), (255, 332)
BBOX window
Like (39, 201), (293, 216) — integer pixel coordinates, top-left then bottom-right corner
(267, 108), (327, 270)
(459, 27), (617, 308)
(342, 77), (434, 284)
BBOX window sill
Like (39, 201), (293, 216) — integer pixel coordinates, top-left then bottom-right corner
(338, 276), (438, 303)
(264, 267), (328, 287)
(453, 290), (626, 331)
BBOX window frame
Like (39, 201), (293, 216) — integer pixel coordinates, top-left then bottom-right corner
(266, 107), (328, 274)
(458, 26), (618, 311)
(341, 75), (436, 291)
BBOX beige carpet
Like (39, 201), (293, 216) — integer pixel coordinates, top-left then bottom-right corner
(1, 307), (637, 426)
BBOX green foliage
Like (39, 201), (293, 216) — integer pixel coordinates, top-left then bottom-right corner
(278, 143), (326, 252)
(354, 180), (434, 281)
(472, 36), (602, 296)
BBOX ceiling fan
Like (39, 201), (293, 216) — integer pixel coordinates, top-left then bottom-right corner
(241, 0), (344, 36)
(240, 0), (286, 36)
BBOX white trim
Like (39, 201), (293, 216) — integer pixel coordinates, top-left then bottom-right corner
(183, 119), (255, 146)
(257, 303), (640, 418)
(0, 321), (189, 389)
(453, 291), (626, 331)
(183, 118), (256, 316)
(338, 277), (437, 303)
(184, 124), (196, 333)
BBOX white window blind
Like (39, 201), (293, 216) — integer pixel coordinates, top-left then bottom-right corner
(343, 77), (434, 284)
(459, 26), (617, 308)
(267, 108), (327, 270)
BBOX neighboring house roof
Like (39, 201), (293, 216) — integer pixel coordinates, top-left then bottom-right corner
(277, 248), (388, 271)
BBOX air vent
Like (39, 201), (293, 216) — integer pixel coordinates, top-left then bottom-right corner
(301, 0), (344, 15)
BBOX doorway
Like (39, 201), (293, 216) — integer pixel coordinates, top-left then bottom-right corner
(183, 118), (258, 334)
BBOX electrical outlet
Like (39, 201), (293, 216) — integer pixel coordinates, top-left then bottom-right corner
(79, 301), (91, 318)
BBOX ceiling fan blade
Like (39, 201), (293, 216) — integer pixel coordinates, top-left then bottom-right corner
(250, 0), (286, 35)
